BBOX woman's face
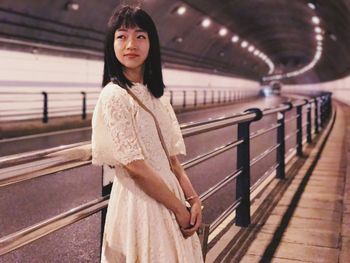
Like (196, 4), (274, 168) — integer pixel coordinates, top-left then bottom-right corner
(114, 26), (150, 71)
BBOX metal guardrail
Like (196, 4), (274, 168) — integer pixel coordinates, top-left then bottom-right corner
(0, 90), (100, 123)
(0, 92), (333, 259)
(0, 88), (259, 123)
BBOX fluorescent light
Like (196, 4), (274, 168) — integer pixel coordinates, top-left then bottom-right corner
(330, 34), (337, 41)
(201, 18), (211, 28)
(248, 45), (255, 52)
(241, 41), (248, 48)
(312, 16), (320, 25)
(315, 27), (322, 33)
(308, 3), (316, 9)
(316, 34), (323, 41)
(176, 6), (186, 15)
(174, 36), (183, 43)
(65, 1), (79, 11)
(231, 35), (239, 43)
(219, 28), (228, 36)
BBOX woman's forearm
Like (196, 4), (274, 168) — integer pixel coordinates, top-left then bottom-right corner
(124, 159), (185, 214)
(170, 156), (200, 205)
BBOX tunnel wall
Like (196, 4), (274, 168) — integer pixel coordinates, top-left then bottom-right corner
(283, 75), (350, 105)
(0, 49), (260, 93)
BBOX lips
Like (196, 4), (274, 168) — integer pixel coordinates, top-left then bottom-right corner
(124, 53), (139, 58)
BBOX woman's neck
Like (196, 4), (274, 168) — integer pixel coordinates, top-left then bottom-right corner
(123, 67), (144, 84)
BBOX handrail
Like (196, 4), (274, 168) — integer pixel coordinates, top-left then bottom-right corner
(0, 196), (109, 256)
(181, 112), (257, 137)
(0, 88), (260, 123)
(285, 115), (299, 124)
(182, 139), (243, 169)
(0, 92), (333, 258)
(0, 141), (90, 168)
(250, 123), (281, 140)
(209, 198), (242, 234)
(262, 103), (291, 115)
(250, 163), (279, 193)
(199, 169), (243, 202)
(250, 144), (280, 167)
(0, 160), (90, 188)
(285, 130), (298, 141)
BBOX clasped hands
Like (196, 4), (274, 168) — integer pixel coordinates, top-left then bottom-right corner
(175, 198), (202, 239)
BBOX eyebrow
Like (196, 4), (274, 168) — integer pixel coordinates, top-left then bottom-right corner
(116, 28), (147, 33)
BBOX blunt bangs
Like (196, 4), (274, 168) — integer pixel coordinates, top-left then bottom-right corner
(103, 6), (165, 98)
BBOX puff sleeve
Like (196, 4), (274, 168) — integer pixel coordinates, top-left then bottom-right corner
(162, 96), (187, 156)
(102, 91), (145, 166)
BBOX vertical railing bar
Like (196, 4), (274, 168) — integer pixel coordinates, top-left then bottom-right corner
(296, 105), (303, 156)
(81, 91), (87, 120)
(42, 91), (48, 123)
(235, 108), (262, 227)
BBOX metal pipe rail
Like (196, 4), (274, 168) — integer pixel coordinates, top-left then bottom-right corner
(0, 141), (90, 168)
(199, 169), (243, 202)
(181, 112), (257, 137)
(250, 163), (279, 194)
(0, 90), (100, 123)
(0, 88), (259, 123)
(250, 144), (280, 167)
(250, 123), (281, 140)
(0, 92), (333, 258)
(182, 139), (244, 170)
(0, 196), (109, 256)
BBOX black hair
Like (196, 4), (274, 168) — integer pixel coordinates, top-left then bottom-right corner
(102, 5), (165, 98)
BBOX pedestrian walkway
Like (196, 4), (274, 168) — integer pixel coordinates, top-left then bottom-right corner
(206, 101), (350, 263)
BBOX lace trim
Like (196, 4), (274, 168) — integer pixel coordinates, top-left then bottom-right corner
(102, 89), (145, 166)
(161, 96), (187, 156)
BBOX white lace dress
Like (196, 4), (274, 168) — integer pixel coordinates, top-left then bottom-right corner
(91, 82), (203, 263)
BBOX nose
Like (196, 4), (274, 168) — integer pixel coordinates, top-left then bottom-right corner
(126, 37), (137, 50)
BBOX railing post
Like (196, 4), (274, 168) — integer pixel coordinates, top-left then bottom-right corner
(81, 91), (87, 120)
(218, 91), (221, 104)
(328, 93), (332, 120)
(194, 90), (197, 107)
(101, 169), (112, 253)
(236, 108), (263, 227)
(319, 97), (324, 128)
(324, 95), (328, 122)
(170, 90), (173, 106)
(212, 90), (214, 104)
(204, 90), (207, 105)
(296, 105), (303, 156)
(183, 90), (186, 108)
(276, 102), (293, 179)
(314, 98), (319, 134)
(42, 91), (48, 123)
(306, 100), (312, 143)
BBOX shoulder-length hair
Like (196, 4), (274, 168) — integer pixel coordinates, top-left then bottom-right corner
(102, 6), (165, 98)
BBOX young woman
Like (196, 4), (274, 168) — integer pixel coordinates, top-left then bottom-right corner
(91, 6), (204, 263)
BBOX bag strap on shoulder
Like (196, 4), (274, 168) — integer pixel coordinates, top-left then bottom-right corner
(126, 88), (174, 172)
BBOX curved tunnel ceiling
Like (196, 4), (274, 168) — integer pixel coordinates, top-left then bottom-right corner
(0, 0), (349, 85)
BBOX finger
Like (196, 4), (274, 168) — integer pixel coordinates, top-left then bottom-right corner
(182, 227), (197, 235)
(190, 211), (197, 226)
(195, 215), (202, 227)
(181, 229), (194, 238)
(182, 231), (195, 239)
(181, 227), (195, 234)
